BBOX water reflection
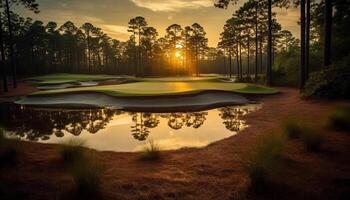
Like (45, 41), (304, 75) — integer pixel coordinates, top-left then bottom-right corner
(0, 103), (261, 151)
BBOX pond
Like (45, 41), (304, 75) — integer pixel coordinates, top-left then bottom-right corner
(0, 103), (261, 152)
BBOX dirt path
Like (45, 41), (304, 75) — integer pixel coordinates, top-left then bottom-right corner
(1, 88), (349, 200)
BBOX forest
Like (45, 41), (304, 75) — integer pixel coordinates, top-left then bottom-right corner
(0, 0), (347, 96)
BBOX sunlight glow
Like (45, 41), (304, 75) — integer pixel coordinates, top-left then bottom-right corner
(175, 51), (181, 58)
(176, 44), (183, 49)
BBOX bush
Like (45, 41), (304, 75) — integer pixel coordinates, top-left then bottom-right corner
(59, 139), (86, 164)
(303, 55), (350, 98)
(300, 129), (325, 152)
(283, 118), (304, 139)
(71, 159), (102, 196)
(241, 133), (285, 191)
(328, 106), (350, 132)
(140, 140), (160, 161)
(0, 128), (21, 166)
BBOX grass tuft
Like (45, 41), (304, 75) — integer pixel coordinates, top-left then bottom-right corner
(59, 138), (86, 164)
(300, 129), (325, 152)
(282, 119), (325, 152)
(58, 138), (103, 196)
(328, 106), (350, 132)
(71, 159), (103, 196)
(241, 133), (285, 191)
(140, 140), (160, 161)
(0, 128), (21, 166)
(282, 118), (305, 139)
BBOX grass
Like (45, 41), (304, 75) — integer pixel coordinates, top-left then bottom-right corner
(283, 119), (325, 152)
(31, 81), (278, 97)
(0, 128), (21, 166)
(59, 138), (87, 164)
(283, 118), (305, 139)
(28, 73), (123, 85)
(328, 105), (350, 132)
(131, 76), (222, 82)
(241, 133), (285, 191)
(58, 138), (103, 196)
(300, 129), (325, 152)
(140, 140), (160, 161)
(71, 159), (103, 196)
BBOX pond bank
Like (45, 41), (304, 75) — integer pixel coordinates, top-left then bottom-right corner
(1, 88), (350, 200)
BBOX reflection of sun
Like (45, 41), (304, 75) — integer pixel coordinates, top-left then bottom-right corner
(175, 51), (181, 58)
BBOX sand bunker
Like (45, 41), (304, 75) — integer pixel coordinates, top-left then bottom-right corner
(37, 81), (99, 90)
(15, 91), (250, 111)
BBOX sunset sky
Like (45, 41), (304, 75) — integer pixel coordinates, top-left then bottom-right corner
(16, 0), (300, 47)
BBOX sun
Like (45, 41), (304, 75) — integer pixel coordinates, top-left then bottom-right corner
(175, 51), (181, 58)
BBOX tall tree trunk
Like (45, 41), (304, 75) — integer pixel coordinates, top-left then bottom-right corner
(229, 50), (232, 78)
(0, 13), (8, 92)
(324, 0), (332, 67)
(259, 34), (263, 74)
(306, 0), (311, 80)
(236, 45), (239, 79)
(255, 3), (259, 82)
(87, 32), (91, 73)
(266, 0), (272, 86)
(239, 42), (242, 80)
(300, 0), (306, 90)
(5, 0), (17, 88)
(223, 49), (226, 76)
(247, 34), (250, 78)
(138, 27), (142, 76)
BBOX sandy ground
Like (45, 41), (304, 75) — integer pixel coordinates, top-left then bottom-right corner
(1, 88), (350, 200)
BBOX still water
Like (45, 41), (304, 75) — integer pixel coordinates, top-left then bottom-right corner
(0, 103), (261, 152)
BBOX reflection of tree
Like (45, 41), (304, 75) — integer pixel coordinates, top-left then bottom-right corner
(0, 104), (120, 141)
(184, 112), (207, 128)
(218, 105), (260, 132)
(129, 111), (208, 140)
(162, 112), (208, 130)
(167, 113), (185, 130)
(0, 103), (261, 143)
(130, 113), (149, 141)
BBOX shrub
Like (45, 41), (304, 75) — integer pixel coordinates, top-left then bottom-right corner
(283, 118), (304, 139)
(328, 106), (350, 132)
(241, 133), (285, 191)
(303, 54), (350, 98)
(71, 159), (102, 196)
(140, 140), (160, 161)
(0, 128), (21, 166)
(300, 129), (325, 152)
(59, 138), (86, 164)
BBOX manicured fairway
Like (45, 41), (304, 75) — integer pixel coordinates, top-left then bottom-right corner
(28, 73), (225, 85)
(28, 73), (123, 85)
(31, 82), (278, 96)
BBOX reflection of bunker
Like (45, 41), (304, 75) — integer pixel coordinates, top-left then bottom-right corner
(16, 91), (252, 112)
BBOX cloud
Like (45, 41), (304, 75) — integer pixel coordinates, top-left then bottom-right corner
(100, 24), (131, 40)
(130, 0), (213, 12)
(275, 7), (300, 37)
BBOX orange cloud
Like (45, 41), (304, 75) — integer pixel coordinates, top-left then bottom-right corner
(130, 0), (213, 12)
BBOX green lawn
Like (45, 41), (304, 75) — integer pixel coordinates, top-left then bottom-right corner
(130, 76), (223, 82)
(31, 82), (278, 97)
(28, 73), (125, 85)
(28, 73), (224, 85)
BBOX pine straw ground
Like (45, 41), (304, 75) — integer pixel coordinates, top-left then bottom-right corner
(0, 88), (349, 200)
